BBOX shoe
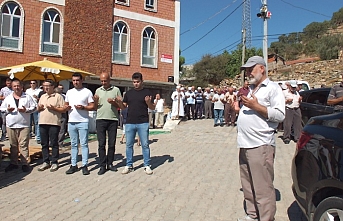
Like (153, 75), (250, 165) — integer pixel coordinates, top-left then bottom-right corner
(37, 162), (50, 171)
(5, 164), (19, 172)
(37, 140), (41, 144)
(237, 215), (258, 221)
(22, 165), (31, 172)
(214, 124), (218, 127)
(81, 166), (90, 175)
(107, 164), (118, 172)
(121, 166), (134, 174)
(220, 124), (224, 127)
(50, 164), (59, 172)
(283, 138), (290, 144)
(144, 166), (153, 175)
(97, 166), (107, 175)
(65, 165), (78, 174)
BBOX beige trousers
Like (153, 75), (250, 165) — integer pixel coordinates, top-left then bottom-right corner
(239, 145), (276, 221)
(154, 112), (164, 127)
(7, 127), (30, 165)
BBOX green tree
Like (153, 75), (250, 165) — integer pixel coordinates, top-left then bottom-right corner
(332, 8), (343, 26)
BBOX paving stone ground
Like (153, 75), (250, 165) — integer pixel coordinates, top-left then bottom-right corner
(0, 119), (308, 221)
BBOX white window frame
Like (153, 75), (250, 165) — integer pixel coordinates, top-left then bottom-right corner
(39, 7), (63, 57)
(115, 0), (129, 6)
(141, 26), (157, 68)
(144, 0), (157, 12)
(112, 20), (130, 65)
(0, 0), (24, 52)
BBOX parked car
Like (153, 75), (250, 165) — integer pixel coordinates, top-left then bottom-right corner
(291, 112), (343, 221)
(300, 88), (335, 125)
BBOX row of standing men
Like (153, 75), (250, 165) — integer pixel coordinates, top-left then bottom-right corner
(0, 72), (156, 175)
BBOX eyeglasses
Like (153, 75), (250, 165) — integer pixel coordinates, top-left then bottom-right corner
(30, 82), (36, 84)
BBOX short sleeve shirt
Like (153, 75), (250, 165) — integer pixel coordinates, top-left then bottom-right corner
(38, 93), (65, 126)
(95, 85), (122, 120)
(65, 87), (94, 123)
(328, 83), (343, 109)
(123, 88), (152, 124)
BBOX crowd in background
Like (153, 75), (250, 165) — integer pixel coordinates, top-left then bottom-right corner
(170, 82), (250, 127)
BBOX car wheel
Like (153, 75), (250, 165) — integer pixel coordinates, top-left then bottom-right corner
(313, 196), (343, 221)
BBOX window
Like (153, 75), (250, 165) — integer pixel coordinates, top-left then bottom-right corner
(0, 1), (23, 50)
(142, 27), (156, 66)
(145, 0), (157, 11)
(41, 9), (61, 55)
(115, 0), (129, 6)
(113, 21), (128, 63)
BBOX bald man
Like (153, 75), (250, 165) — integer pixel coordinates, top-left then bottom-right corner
(93, 73), (122, 175)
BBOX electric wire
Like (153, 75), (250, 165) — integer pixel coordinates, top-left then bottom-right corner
(181, 0), (238, 36)
(278, 0), (331, 18)
(181, 1), (244, 53)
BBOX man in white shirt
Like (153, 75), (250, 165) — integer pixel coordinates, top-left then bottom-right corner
(0, 78), (13, 141)
(64, 73), (95, 175)
(283, 80), (302, 144)
(185, 87), (196, 120)
(154, 93), (165, 128)
(25, 80), (42, 144)
(212, 87), (225, 127)
(0, 79), (36, 173)
(237, 56), (285, 221)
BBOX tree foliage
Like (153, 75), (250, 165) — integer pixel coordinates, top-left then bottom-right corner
(190, 47), (262, 86)
(268, 7), (343, 61)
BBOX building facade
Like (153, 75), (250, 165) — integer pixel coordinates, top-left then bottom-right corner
(0, 0), (180, 100)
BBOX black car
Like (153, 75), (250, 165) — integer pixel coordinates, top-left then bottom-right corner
(291, 112), (343, 221)
(300, 88), (335, 125)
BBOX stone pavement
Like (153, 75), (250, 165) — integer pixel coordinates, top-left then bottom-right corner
(0, 119), (308, 221)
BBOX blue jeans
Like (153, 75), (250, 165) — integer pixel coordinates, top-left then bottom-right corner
(125, 123), (150, 167)
(68, 122), (89, 166)
(31, 112), (40, 141)
(214, 109), (224, 125)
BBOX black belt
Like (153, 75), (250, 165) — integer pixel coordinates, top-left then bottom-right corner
(286, 107), (299, 110)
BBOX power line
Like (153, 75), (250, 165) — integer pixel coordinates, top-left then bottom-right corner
(181, 0), (238, 36)
(279, 0), (331, 18)
(181, 1), (244, 53)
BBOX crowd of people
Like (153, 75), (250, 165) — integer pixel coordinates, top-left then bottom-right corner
(0, 72), (155, 176)
(171, 82), (251, 127)
(1, 57), (342, 221)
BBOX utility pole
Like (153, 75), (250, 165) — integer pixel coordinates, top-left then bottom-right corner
(257, 0), (271, 76)
(263, 0), (268, 76)
(241, 29), (246, 86)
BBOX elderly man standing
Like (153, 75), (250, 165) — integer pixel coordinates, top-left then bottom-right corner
(327, 72), (343, 112)
(237, 56), (285, 221)
(171, 86), (185, 120)
(224, 87), (237, 126)
(93, 72), (122, 175)
(203, 87), (212, 119)
(0, 78), (36, 172)
(283, 80), (302, 144)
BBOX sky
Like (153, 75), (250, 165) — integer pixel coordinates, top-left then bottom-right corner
(180, 0), (343, 65)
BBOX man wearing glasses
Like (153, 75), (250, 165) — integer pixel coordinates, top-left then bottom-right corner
(25, 80), (42, 144)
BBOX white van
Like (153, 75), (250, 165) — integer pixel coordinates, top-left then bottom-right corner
(277, 80), (310, 91)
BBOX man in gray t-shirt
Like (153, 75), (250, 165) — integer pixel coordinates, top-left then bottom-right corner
(327, 72), (343, 111)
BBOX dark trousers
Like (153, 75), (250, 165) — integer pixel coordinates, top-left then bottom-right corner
(186, 104), (195, 119)
(58, 115), (67, 147)
(96, 119), (118, 167)
(283, 108), (302, 141)
(224, 103), (236, 125)
(195, 102), (203, 118)
(40, 124), (60, 164)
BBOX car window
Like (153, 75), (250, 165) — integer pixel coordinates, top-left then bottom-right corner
(306, 91), (329, 105)
(302, 83), (309, 91)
